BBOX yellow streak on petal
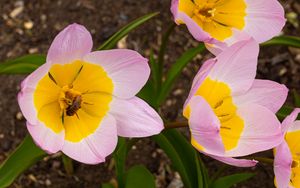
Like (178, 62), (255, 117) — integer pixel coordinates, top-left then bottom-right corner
(193, 77), (244, 151)
(191, 136), (205, 151)
(34, 60), (113, 142)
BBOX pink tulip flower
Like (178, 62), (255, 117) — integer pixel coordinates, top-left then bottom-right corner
(18, 23), (163, 164)
(274, 108), (300, 188)
(184, 38), (287, 167)
(171, 0), (285, 54)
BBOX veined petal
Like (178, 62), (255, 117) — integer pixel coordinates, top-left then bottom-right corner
(62, 114), (118, 164)
(27, 121), (64, 154)
(207, 154), (258, 167)
(109, 97), (163, 137)
(282, 109), (300, 133)
(274, 141), (292, 188)
(233, 79), (288, 113)
(207, 38), (259, 95)
(83, 49), (150, 99)
(225, 104), (283, 157)
(244, 0), (285, 43)
(47, 23), (93, 65)
(188, 96), (225, 156)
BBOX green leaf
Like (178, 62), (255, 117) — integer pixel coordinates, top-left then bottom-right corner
(153, 129), (208, 188)
(102, 183), (115, 188)
(125, 165), (155, 188)
(277, 105), (294, 121)
(293, 90), (300, 107)
(113, 137), (127, 188)
(0, 135), (46, 187)
(0, 54), (45, 74)
(210, 173), (255, 188)
(262, 36), (300, 48)
(98, 12), (159, 50)
(157, 43), (205, 105)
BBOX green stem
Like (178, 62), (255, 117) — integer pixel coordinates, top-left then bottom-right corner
(62, 154), (74, 175)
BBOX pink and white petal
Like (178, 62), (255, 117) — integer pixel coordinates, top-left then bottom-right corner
(47, 23), (93, 65)
(188, 96), (225, 156)
(207, 38), (259, 95)
(83, 50), (149, 99)
(184, 58), (216, 108)
(274, 141), (292, 188)
(109, 97), (163, 137)
(287, 120), (300, 133)
(27, 121), (64, 154)
(18, 63), (52, 125)
(282, 108), (300, 133)
(62, 114), (118, 164)
(233, 79), (288, 113)
(207, 154), (258, 167)
(225, 104), (283, 157)
(205, 30), (252, 55)
(244, 0), (286, 43)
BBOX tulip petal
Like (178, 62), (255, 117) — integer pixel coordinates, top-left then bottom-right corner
(27, 121), (64, 154)
(207, 154), (258, 167)
(62, 114), (117, 164)
(47, 23), (93, 65)
(282, 108), (300, 133)
(109, 97), (163, 137)
(233, 79), (288, 113)
(184, 58), (216, 108)
(18, 63), (54, 125)
(171, 0), (216, 43)
(208, 38), (259, 95)
(244, 0), (286, 43)
(225, 104), (282, 157)
(83, 50), (150, 99)
(274, 141), (292, 188)
(188, 96), (225, 156)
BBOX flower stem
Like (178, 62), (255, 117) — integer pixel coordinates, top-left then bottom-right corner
(62, 154), (74, 175)
(165, 121), (188, 129)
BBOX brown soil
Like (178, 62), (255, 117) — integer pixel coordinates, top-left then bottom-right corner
(0, 0), (299, 187)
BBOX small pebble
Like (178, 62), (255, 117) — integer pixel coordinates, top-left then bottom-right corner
(16, 112), (23, 120)
(24, 21), (34, 30)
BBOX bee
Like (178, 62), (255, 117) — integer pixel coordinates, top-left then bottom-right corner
(66, 95), (82, 117)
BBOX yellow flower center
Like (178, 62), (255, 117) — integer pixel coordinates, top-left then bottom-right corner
(33, 60), (113, 142)
(283, 130), (300, 187)
(178, 0), (247, 41)
(185, 77), (244, 151)
(194, 4), (216, 22)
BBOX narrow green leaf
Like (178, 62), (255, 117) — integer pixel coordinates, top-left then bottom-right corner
(137, 79), (157, 109)
(210, 173), (255, 188)
(293, 90), (300, 107)
(0, 135), (46, 187)
(153, 129), (207, 188)
(262, 36), (300, 48)
(0, 54), (45, 74)
(125, 165), (155, 188)
(98, 12), (159, 50)
(277, 105), (294, 121)
(113, 137), (127, 188)
(157, 43), (205, 105)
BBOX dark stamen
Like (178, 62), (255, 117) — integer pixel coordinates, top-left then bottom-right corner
(72, 65), (84, 83)
(48, 72), (58, 85)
